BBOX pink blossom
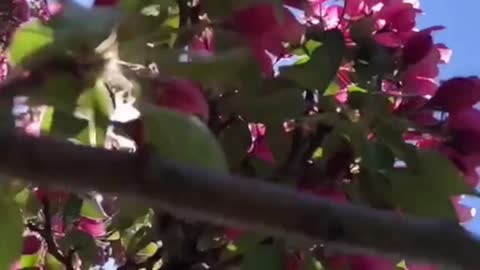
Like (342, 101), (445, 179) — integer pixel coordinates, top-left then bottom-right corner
(322, 5), (343, 29)
(78, 217), (107, 238)
(406, 263), (438, 270)
(224, 228), (244, 242)
(373, 32), (402, 47)
(22, 233), (44, 255)
(451, 196), (475, 224)
(400, 41), (441, 96)
(375, 2), (418, 33)
(0, 55), (8, 82)
(347, 255), (396, 270)
(248, 123), (274, 163)
(402, 32), (434, 66)
(436, 44), (452, 64)
(94, 0), (119, 6)
(13, 0), (31, 22)
(190, 28), (215, 57)
(447, 108), (480, 155)
(228, 4), (305, 76)
(427, 77), (480, 114)
(441, 146), (480, 188)
(344, 0), (367, 20)
(154, 79), (209, 120)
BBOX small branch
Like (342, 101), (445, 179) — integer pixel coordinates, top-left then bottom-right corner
(0, 130), (480, 269)
(41, 199), (75, 270)
(177, 0), (189, 27)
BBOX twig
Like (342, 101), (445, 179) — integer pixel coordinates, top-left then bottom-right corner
(0, 130), (479, 269)
(177, 0), (189, 27)
(41, 199), (75, 270)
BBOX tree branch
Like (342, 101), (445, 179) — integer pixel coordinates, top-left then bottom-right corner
(42, 199), (75, 270)
(0, 130), (479, 269)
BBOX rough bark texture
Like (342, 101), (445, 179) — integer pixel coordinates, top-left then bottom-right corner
(0, 129), (479, 269)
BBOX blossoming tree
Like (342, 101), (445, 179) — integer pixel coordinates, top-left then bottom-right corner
(0, 0), (480, 269)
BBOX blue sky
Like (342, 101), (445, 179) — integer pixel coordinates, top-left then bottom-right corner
(418, 0), (480, 78)
(417, 0), (480, 239)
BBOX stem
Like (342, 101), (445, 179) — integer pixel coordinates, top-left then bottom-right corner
(42, 199), (74, 270)
(177, 0), (189, 27)
(0, 130), (479, 269)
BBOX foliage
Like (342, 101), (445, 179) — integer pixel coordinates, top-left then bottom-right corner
(0, 0), (478, 269)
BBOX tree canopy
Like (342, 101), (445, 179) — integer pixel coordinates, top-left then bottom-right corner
(0, 0), (479, 269)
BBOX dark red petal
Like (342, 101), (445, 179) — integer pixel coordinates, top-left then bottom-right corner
(154, 79), (209, 119)
(22, 234), (43, 255)
(403, 33), (434, 66)
(78, 218), (106, 238)
(428, 77), (480, 113)
(94, 0), (119, 6)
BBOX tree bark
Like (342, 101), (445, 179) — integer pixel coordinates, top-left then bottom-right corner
(0, 129), (479, 269)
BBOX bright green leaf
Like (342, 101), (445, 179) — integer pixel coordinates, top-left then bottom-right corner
(44, 109), (89, 139)
(241, 244), (286, 270)
(141, 104), (228, 172)
(20, 254), (43, 269)
(301, 257), (326, 270)
(80, 196), (109, 221)
(323, 82), (341, 96)
(281, 30), (345, 91)
(384, 150), (473, 218)
(137, 242), (159, 258)
(0, 196), (23, 270)
(9, 20), (54, 66)
(45, 253), (65, 270)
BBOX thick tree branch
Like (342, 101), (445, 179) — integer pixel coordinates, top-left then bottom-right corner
(0, 130), (480, 269)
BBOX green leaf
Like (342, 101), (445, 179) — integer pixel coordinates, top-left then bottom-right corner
(150, 48), (259, 85)
(323, 82), (341, 96)
(280, 30), (345, 91)
(241, 244), (286, 270)
(76, 80), (114, 120)
(80, 196), (109, 221)
(203, 0), (283, 21)
(20, 253), (43, 269)
(301, 257), (326, 270)
(304, 40), (322, 55)
(227, 232), (263, 254)
(60, 229), (98, 265)
(14, 188), (41, 218)
(49, 2), (121, 50)
(141, 104), (228, 172)
(9, 20), (54, 66)
(384, 150), (473, 218)
(120, 0), (174, 12)
(45, 253), (65, 270)
(219, 120), (251, 169)
(127, 226), (153, 257)
(44, 109), (89, 139)
(265, 124), (293, 166)
(219, 89), (304, 126)
(137, 242), (159, 258)
(374, 119), (417, 168)
(0, 195), (23, 270)
(63, 195), (83, 224)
